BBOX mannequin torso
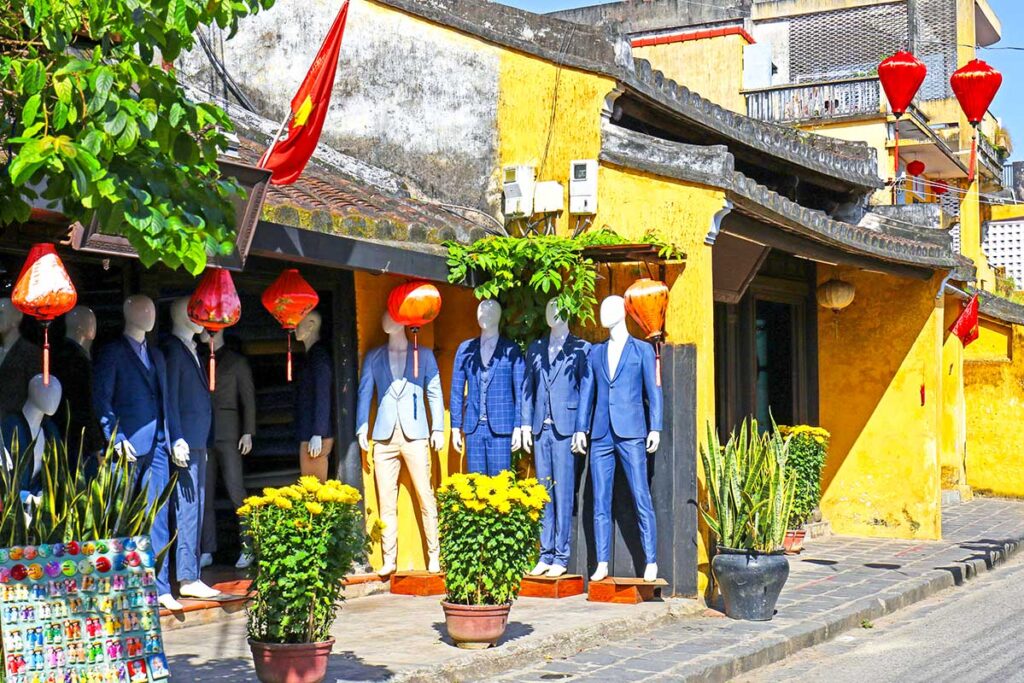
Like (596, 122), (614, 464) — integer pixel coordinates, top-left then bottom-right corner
(606, 319), (628, 377)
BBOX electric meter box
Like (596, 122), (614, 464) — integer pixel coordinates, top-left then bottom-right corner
(569, 159), (598, 215)
(533, 181), (564, 213)
(502, 165), (535, 217)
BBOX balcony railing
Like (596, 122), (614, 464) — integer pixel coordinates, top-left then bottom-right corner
(744, 76), (882, 124)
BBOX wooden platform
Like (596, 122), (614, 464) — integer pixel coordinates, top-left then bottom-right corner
(587, 577), (668, 604)
(389, 570), (446, 596)
(519, 574), (585, 599)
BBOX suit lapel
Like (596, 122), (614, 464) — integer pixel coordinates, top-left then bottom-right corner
(123, 338), (157, 391)
(609, 337), (634, 383)
(178, 337), (209, 390)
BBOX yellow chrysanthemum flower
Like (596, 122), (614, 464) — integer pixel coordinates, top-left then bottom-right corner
(305, 501), (324, 516)
(243, 495), (264, 508)
(236, 504), (252, 517)
(528, 510), (540, 521)
(273, 497), (293, 510)
(263, 487), (278, 497)
(300, 475), (321, 492)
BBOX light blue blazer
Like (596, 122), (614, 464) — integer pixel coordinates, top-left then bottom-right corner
(577, 336), (663, 441)
(356, 345), (445, 442)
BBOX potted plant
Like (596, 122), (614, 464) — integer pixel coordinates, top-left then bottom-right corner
(436, 471), (549, 649)
(239, 477), (365, 683)
(700, 419), (796, 621)
(778, 425), (830, 554)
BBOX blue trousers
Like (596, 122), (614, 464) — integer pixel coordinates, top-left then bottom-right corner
(466, 424), (511, 475)
(590, 435), (657, 564)
(135, 444), (171, 595)
(535, 426), (576, 567)
(173, 448), (207, 583)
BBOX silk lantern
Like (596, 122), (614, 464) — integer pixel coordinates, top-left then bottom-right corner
(188, 268), (241, 391)
(934, 183), (949, 197)
(816, 278), (855, 313)
(879, 51), (927, 192)
(387, 280), (442, 378)
(261, 269), (319, 382)
(951, 59), (1002, 182)
(12, 244), (78, 385)
(624, 278), (669, 387)
(907, 160), (926, 177)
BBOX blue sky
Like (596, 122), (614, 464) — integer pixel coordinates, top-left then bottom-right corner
(500, 0), (1023, 161)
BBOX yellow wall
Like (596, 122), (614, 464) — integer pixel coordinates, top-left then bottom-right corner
(965, 323), (1024, 497)
(990, 204), (1024, 222)
(940, 298), (968, 493)
(632, 34), (748, 113)
(818, 267), (943, 540)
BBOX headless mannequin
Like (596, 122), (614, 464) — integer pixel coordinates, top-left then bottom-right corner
(295, 311), (325, 458)
(0, 298), (24, 366)
(169, 297), (203, 468)
(209, 331), (253, 455)
(521, 299), (569, 455)
(117, 296), (158, 462)
(578, 296), (660, 583)
(65, 306), (97, 355)
(20, 375), (62, 490)
(451, 300), (522, 454)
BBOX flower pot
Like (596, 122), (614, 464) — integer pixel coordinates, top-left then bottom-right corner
(441, 601), (511, 649)
(783, 529), (806, 554)
(712, 547), (789, 621)
(248, 638), (335, 683)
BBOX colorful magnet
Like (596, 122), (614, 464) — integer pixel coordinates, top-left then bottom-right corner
(26, 564), (43, 580)
(61, 560), (77, 577)
(23, 546), (37, 561)
(10, 564), (27, 581)
(66, 541), (79, 556)
(37, 544), (50, 558)
(76, 560), (92, 576)
(44, 561), (61, 578)
(124, 552), (140, 568)
(9, 547), (23, 561)
(93, 557), (111, 573)
(82, 542), (95, 556)
(0, 567), (9, 584)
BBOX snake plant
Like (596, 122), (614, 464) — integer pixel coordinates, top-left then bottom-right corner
(700, 418), (797, 553)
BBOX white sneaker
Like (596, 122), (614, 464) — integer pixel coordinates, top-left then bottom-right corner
(199, 553), (213, 569)
(643, 563), (659, 583)
(377, 562), (396, 578)
(158, 594), (183, 611)
(427, 555), (441, 574)
(178, 580), (221, 600)
(546, 564), (567, 578)
(590, 562), (609, 582)
(529, 561), (551, 576)
(235, 552), (254, 570)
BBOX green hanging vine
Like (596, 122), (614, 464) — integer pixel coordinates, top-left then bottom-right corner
(445, 228), (682, 343)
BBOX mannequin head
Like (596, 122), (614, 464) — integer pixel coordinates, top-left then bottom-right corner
(476, 300), (501, 334)
(0, 298), (24, 339)
(381, 312), (404, 336)
(26, 374), (62, 417)
(599, 296), (627, 329)
(65, 307), (97, 346)
(545, 299), (567, 330)
(295, 310), (322, 348)
(170, 297), (204, 336)
(123, 296), (156, 333)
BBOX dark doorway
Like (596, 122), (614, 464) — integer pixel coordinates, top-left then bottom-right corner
(755, 300), (795, 426)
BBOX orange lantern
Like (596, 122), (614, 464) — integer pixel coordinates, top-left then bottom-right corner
(261, 269), (319, 382)
(387, 280), (442, 378)
(188, 268), (241, 391)
(12, 244), (78, 385)
(624, 278), (669, 386)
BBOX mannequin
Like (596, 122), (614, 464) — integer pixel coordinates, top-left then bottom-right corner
(54, 306), (104, 464)
(450, 300), (524, 475)
(522, 299), (591, 578)
(200, 330), (256, 570)
(161, 297), (219, 600)
(93, 295), (177, 609)
(295, 310), (334, 482)
(2, 374), (63, 498)
(575, 296), (662, 583)
(0, 298), (41, 419)
(357, 312), (445, 576)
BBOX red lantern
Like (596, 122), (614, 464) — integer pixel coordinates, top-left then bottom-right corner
(907, 160), (926, 177)
(387, 281), (442, 378)
(12, 244), (78, 385)
(261, 269), (319, 382)
(879, 51), (927, 195)
(624, 278), (669, 387)
(934, 183), (949, 197)
(951, 59), (1002, 182)
(188, 268), (241, 391)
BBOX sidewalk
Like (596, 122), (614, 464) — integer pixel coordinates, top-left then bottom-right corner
(162, 498), (1024, 682)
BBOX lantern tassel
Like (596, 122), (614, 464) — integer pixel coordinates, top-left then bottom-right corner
(654, 339), (662, 388)
(208, 341), (216, 392)
(42, 324), (50, 386)
(893, 122), (900, 203)
(412, 327), (420, 378)
(287, 332), (293, 383)
(968, 131), (977, 184)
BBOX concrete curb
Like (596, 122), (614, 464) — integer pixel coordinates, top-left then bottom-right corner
(393, 598), (705, 683)
(674, 535), (1024, 682)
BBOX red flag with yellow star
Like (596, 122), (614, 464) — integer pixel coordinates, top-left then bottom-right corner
(259, 0), (349, 185)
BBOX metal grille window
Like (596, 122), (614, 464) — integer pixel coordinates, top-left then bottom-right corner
(913, 0), (957, 100)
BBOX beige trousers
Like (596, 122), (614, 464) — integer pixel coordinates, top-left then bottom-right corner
(373, 428), (439, 565)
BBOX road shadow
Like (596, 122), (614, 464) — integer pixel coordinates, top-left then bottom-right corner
(168, 648), (394, 682)
(431, 620), (536, 647)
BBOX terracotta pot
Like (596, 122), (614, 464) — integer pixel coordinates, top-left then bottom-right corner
(441, 601), (511, 649)
(783, 529), (807, 555)
(248, 638), (335, 683)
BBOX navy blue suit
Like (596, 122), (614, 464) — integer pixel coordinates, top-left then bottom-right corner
(162, 336), (212, 583)
(577, 336), (663, 565)
(295, 343), (334, 441)
(450, 337), (524, 475)
(93, 336), (172, 594)
(1, 413), (62, 497)
(522, 334), (591, 567)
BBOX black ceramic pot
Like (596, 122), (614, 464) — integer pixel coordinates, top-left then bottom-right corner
(712, 547), (790, 621)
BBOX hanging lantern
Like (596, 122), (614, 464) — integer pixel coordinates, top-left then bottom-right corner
(816, 278), (856, 313)
(907, 160), (926, 177)
(950, 59), (1002, 182)
(879, 51), (927, 195)
(934, 183), (949, 197)
(188, 268), (241, 391)
(12, 244), (78, 385)
(261, 269), (319, 382)
(624, 278), (669, 387)
(387, 280), (442, 378)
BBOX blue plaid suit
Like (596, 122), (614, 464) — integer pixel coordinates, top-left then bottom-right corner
(450, 337), (524, 474)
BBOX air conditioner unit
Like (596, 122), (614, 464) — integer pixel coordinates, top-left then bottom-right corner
(533, 181), (564, 213)
(503, 165), (535, 217)
(569, 159), (598, 215)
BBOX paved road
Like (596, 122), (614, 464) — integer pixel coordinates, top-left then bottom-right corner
(741, 551), (1024, 683)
